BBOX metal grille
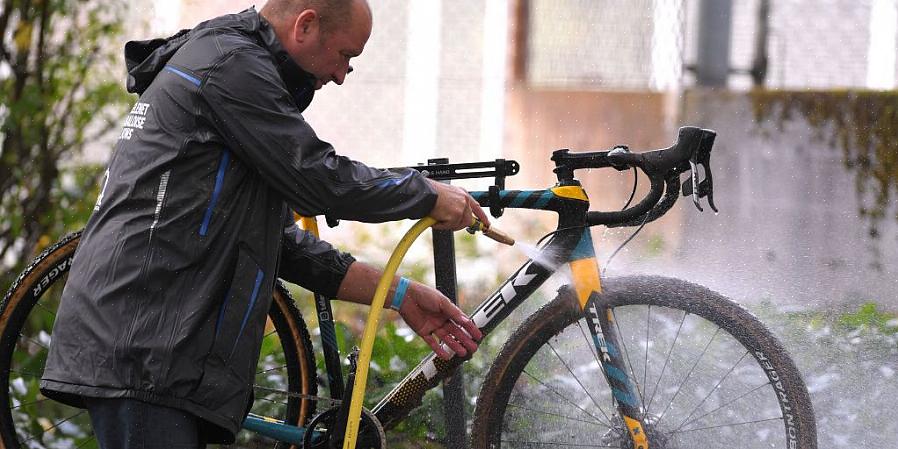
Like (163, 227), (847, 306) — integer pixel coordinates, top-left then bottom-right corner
(526, 0), (897, 91)
(526, 0), (688, 91)
(683, 0), (898, 89)
(765, 0), (895, 89)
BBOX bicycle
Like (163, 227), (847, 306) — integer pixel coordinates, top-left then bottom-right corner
(0, 126), (817, 449)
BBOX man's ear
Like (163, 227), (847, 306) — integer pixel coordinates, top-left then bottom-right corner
(292, 9), (319, 44)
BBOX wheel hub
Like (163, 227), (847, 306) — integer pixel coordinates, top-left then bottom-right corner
(601, 414), (672, 449)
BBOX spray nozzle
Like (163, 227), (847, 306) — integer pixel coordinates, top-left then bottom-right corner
(466, 218), (515, 246)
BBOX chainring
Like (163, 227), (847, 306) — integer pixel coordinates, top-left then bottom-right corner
(302, 405), (386, 449)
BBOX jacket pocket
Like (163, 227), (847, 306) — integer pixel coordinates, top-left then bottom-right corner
(194, 244), (270, 412)
(209, 244), (267, 364)
(199, 149), (230, 236)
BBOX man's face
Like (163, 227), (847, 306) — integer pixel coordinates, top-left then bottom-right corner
(291, 3), (372, 90)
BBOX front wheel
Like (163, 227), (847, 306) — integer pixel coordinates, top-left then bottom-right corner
(472, 275), (816, 449)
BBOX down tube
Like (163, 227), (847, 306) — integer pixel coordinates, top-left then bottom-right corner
(372, 229), (582, 429)
(569, 228), (649, 448)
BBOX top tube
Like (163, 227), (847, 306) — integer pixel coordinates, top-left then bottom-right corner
(469, 186), (589, 213)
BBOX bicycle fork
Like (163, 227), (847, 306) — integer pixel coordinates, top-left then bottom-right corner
(569, 228), (649, 449)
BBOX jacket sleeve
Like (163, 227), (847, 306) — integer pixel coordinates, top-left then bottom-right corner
(201, 46), (438, 222)
(279, 216), (356, 298)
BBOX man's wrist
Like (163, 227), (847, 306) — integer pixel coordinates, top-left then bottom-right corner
(390, 276), (411, 312)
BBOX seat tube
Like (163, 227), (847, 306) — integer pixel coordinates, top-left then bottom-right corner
(568, 228), (649, 449)
(299, 215), (345, 400)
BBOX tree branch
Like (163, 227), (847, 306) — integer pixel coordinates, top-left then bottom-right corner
(35, 0), (49, 92)
(0, 0), (14, 62)
(48, 48), (98, 151)
(64, 118), (120, 158)
(10, 0), (34, 80)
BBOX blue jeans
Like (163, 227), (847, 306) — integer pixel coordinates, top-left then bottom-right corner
(84, 397), (205, 449)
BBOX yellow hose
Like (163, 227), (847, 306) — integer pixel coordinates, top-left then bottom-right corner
(342, 216), (438, 449)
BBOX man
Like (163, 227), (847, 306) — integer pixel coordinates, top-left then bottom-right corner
(40, 0), (485, 447)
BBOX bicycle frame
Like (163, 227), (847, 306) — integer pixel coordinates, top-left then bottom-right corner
(244, 184), (649, 447)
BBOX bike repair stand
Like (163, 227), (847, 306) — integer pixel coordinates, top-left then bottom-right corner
(428, 158), (466, 449)
(419, 157), (518, 449)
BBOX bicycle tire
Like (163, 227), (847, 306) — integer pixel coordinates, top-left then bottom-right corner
(472, 275), (816, 449)
(0, 231), (318, 449)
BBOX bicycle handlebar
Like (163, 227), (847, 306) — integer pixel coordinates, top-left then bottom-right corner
(552, 126), (717, 227)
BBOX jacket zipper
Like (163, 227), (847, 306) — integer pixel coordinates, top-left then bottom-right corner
(214, 286), (233, 340)
(199, 149), (230, 236)
(227, 268), (264, 361)
(139, 169), (171, 280)
(129, 170), (172, 351)
(148, 170), (171, 243)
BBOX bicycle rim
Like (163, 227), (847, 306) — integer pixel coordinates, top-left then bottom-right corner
(0, 232), (318, 449)
(473, 276), (816, 449)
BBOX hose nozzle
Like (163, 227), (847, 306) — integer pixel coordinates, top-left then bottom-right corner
(466, 218), (515, 246)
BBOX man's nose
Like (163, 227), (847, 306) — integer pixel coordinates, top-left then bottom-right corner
(334, 65), (353, 86)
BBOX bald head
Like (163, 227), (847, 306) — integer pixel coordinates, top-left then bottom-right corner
(261, 0), (371, 34)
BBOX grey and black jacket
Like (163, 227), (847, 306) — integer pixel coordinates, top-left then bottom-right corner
(40, 8), (437, 443)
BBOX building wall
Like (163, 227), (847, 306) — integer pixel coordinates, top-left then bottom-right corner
(658, 90), (898, 308)
(685, 0), (897, 89)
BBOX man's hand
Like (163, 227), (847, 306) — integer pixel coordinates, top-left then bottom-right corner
(398, 281), (483, 360)
(428, 180), (491, 231)
(335, 261), (482, 360)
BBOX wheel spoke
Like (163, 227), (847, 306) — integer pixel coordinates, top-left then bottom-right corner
(74, 432), (97, 449)
(546, 340), (614, 428)
(646, 310), (687, 414)
(253, 395), (288, 407)
(521, 369), (609, 427)
(671, 416), (784, 434)
(256, 364), (288, 376)
(642, 305), (651, 414)
(8, 368), (44, 379)
(21, 410), (88, 444)
(506, 402), (610, 428)
(19, 333), (50, 352)
(576, 321), (601, 372)
(34, 300), (57, 318)
(673, 349), (750, 432)
(11, 397), (52, 410)
(611, 309), (646, 408)
(577, 320), (616, 410)
(500, 439), (617, 448)
(675, 380), (773, 431)
(656, 327), (721, 425)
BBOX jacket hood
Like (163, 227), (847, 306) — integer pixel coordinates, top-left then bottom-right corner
(124, 8), (316, 110)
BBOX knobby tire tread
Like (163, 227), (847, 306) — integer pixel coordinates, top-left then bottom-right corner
(471, 275), (816, 449)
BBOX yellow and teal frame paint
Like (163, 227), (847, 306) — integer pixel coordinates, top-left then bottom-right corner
(245, 186), (653, 448)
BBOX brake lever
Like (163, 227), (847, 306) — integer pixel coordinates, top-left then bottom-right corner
(687, 161), (704, 212)
(681, 130), (718, 213)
